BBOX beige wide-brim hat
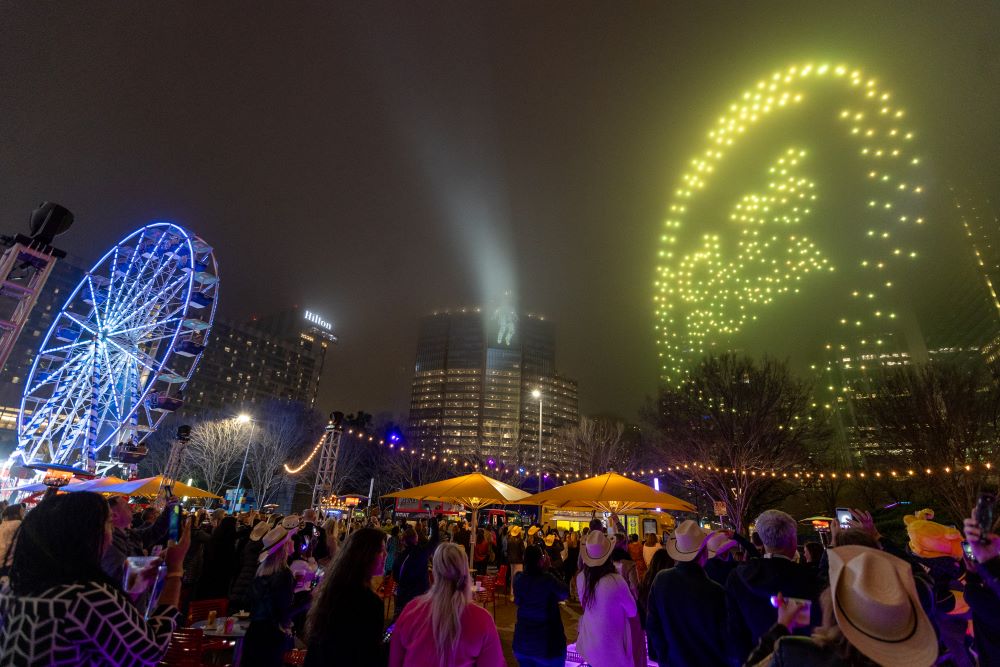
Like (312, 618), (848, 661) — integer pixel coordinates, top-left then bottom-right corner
(508, 525), (523, 538)
(581, 529), (614, 567)
(705, 530), (739, 558)
(527, 525), (540, 537)
(666, 520), (709, 562)
(249, 521), (270, 542)
(258, 524), (298, 562)
(828, 545), (937, 667)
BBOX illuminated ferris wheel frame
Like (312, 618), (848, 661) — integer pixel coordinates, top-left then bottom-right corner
(9, 222), (219, 476)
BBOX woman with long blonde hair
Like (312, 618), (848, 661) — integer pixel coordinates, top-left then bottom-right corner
(389, 542), (504, 667)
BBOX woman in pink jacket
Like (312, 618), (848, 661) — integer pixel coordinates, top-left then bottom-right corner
(389, 542), (505, 667)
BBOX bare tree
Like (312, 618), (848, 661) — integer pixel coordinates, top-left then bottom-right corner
(852, 358), (1000, 523)
(245, 401), (326, 508)
(183, 417), (247, 496)
(555, 417), (640, 477)
(644, 354), (829, 533)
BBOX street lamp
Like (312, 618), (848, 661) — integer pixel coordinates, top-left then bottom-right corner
(233, 413), (256, 511)
(531, 389), (542, 497)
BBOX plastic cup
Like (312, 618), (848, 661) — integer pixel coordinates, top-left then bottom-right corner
(123, 556), (160, 594)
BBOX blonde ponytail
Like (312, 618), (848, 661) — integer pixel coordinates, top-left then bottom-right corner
(416, 542), (472, 667)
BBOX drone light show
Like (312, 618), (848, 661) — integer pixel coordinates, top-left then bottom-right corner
(654, 62), (925, 384)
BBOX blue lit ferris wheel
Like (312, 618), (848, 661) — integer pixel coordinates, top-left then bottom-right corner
(8, 222), (218, 476)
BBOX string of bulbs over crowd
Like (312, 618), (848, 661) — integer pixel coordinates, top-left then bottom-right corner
(282, 427), (997, 488)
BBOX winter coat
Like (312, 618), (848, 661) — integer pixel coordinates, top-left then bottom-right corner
(229, 539), (265, 612)
(725, 555), (821, 665)
(746, 624), (862, 667)
(391, 520), (439, 617)
(646, 561), (729, 667)
(512, 570), (568, 659)
(507, 535), (525, 565)
(965, 556), (1000, 667)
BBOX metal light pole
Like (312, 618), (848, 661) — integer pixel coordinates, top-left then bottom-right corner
(233, 414), (256, 511)
(532, 388), (543, 523)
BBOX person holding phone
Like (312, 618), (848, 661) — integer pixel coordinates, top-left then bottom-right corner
(0, 492), (191, 664)
(101, 495), (178, 582)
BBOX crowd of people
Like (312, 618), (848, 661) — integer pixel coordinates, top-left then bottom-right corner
(2, 493), (1000, 667)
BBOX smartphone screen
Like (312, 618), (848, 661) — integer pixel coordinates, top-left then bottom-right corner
(835, 508), (852, 528)
(167, 505), (181, 542)
(962, 540), (976, 563)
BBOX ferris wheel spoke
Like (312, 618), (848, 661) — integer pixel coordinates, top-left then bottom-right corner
(102, 337), (159, 374)
(107, 272), (184, 337)
(110, 262), (187, 331)
(39, 338), (95, 357)
(109, 316), (182, 340)
(23, 344), (95, 406)
(32, 360), (95, 450)
(107, 233), (172, 326)
(85, 276), (104, 331)
(98, 344), (123, 417)
(63, 313), (100, 339)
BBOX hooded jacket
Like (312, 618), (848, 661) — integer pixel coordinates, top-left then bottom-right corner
(725, 555), (820, 664)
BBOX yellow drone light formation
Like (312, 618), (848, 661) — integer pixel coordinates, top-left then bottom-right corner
(654, 62), (924, 383)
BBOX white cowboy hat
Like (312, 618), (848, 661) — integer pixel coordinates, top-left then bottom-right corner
(581, 529), (614, 567)
(828, 545), (937, 667)
(249, 521), (270, 542)
(666, 520), (709, 562)
(258, 524), (298, 562)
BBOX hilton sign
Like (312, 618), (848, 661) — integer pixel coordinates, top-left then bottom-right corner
(304, 310), (333, 331)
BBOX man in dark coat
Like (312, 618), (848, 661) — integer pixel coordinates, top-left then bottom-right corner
(646, 520), (729, 667)
(392, 519), (439, 619)
(726, 510), (820, 665)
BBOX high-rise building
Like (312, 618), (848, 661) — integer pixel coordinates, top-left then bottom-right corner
(181, 307), (336, 415)
(406, 307), (580, 470)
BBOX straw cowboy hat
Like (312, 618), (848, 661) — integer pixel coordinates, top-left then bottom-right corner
(508, 525), (523, 538)
(258, 516), (300, 562)
(828, 545), (937, 667)
(527, 525), (540, 537)
(581, 529), (614, 567)
(249, 521), (270, 542)
(544, 534), (556, 547)
(280, 514), (301, 530)
(705, 530), (739, 558)
(666, 520), (709, 562)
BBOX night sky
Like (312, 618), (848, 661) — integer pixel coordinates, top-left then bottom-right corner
(1, 2), (998, 421)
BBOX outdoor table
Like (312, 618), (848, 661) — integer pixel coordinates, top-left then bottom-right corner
(192, 618), (248, 665)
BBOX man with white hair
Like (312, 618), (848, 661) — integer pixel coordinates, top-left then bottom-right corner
(725, 509), (820, 665)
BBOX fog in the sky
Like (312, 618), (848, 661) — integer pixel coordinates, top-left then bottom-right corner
(0, 2), (998, 421)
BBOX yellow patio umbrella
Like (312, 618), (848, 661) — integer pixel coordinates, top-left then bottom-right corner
(519, 472), (696, 517)
(99, 475), (221, 499)
(383, 473), (531, 565)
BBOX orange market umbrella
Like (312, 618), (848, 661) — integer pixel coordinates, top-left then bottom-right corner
(519, 472), (696, 515)
(99, 475), (221, 499)
(383, 473), (531, 565)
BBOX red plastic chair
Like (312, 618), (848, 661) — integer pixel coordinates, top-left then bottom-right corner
(157, 626), (204, 667)
(474, 575), (497, 617)
(494, 564), (509, 600)
(377, 574), (397, 621)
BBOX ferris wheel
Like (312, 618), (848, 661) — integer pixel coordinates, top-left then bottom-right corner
(7, 222), (218, 477)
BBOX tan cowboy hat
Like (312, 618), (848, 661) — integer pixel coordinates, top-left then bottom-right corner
(705, 530), (739, 558)
(249, 521), (270, 542)
(527, 525), (540, 537)
(581, 529), (614, 567)
(544, 534), (556, 547)
(508, 525), (523, 538)
(666, 520), (709, 562)
(258, 524), (299, 562)
(828, 546), (937, 667)
(280, 514), (301, 530)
